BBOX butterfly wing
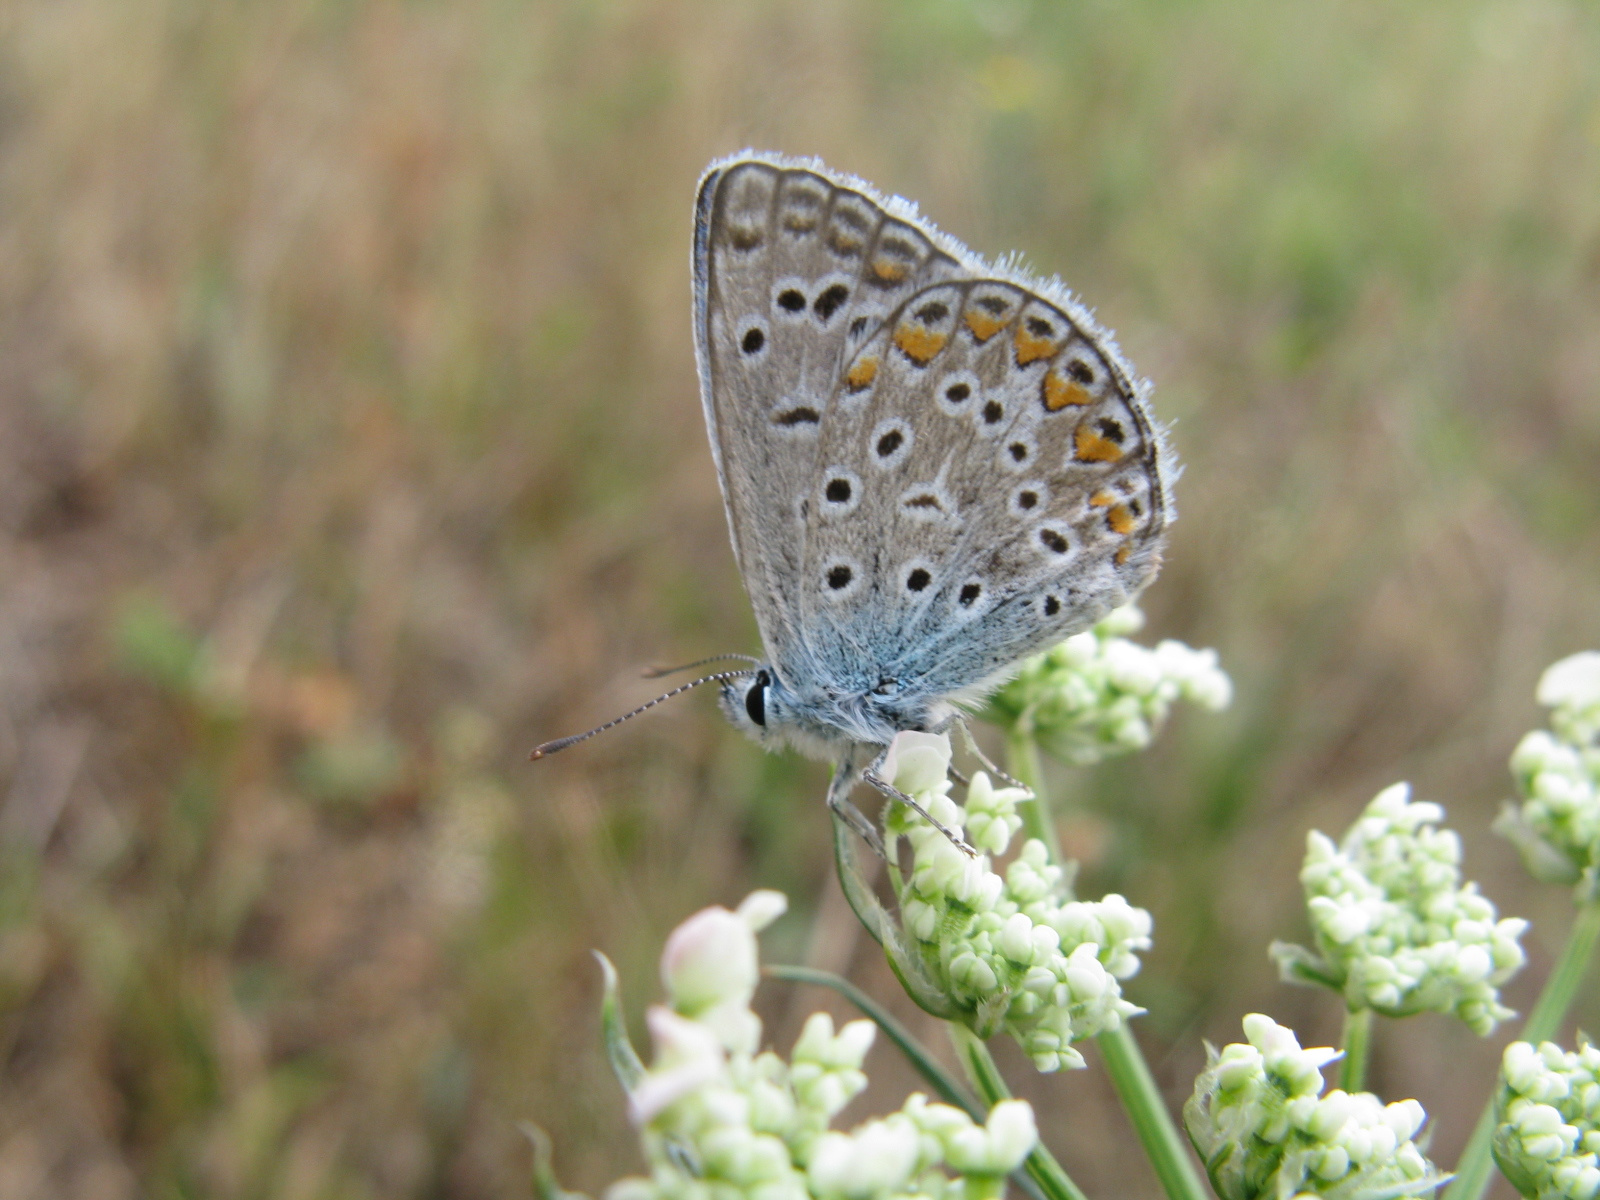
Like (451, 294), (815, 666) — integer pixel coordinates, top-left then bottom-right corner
(692, 154), (966, 670)
(799, 275), (1173, 704)
(695, 152), (1174, 725)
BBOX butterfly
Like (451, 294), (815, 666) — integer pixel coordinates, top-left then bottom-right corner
(537, 152), (1173, 854)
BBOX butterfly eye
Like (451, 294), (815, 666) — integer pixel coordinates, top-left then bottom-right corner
(745, 670), (770, 727)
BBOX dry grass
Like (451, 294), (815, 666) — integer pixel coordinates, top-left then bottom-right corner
(0, 0), (1598, 1196)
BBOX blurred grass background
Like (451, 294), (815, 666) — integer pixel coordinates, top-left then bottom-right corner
(1, 0), (1598, 1196)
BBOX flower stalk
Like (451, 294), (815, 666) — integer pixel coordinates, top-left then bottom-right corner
(1445, 897), (1600, 1200)
(1340, 1007), (1372, 1095)
(1004, 722), (1208, 1200)
(948, 1024), (1090, 1200)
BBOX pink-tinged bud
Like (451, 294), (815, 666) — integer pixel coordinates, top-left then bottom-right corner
(660, 905), (758, 1017)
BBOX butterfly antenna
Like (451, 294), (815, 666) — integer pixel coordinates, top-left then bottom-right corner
(641, 653), (760, 679)
(529, 669), (756, 760)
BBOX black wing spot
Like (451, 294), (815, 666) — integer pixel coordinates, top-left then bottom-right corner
(1008, 442), (1028, 462)
(1044, 595), (1061, 616)
(1096, 417), (1126, 444)
(1067, 359), (1094, 384)
(1039, 529), (1069, 554)
(876, 429), (904, 457)
(827, 565), (853, 590)
(778, 289), (806, 312)
(1026, 316), (1054, 338)
(849, 316), (870, 337)
(1018, 490), (1038, 510)
(1130, 499), (1142, 516)
(906, 568), (931, 592)
(959, 583), (982, 606)
(774, 406), (820, 426)
(729, 228), (763, 251)
(904, 493), (942, 510)
(742, 327), (765, 354)
(914, 301), (949, 323)
(945, 382), (970, 403)
(815, 284), (849, 321)
(977, 295), (1008, 314)
(825, 478), (852, 503)
(982, 400), (1003, 424)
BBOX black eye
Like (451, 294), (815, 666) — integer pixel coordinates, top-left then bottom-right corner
(745, 669), (770, 727)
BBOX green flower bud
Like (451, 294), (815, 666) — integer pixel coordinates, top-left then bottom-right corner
(593, 893), (1042, 1200)
(1497, 652), (1600, 894)
(981, 607), (1231, 767)
(1186, 1015), (1445, 1200)
(1495, 1040), (1600, 1199)
(1274, 782), (1527, 1034)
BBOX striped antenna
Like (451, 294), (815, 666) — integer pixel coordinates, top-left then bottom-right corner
(641, 653), (760, 679)
(529, 669), (756, 760)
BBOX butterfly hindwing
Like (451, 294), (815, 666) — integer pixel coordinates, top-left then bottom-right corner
(801, 277), (1170, 699)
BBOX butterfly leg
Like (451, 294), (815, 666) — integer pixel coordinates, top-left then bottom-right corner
(950, 716), (1033, 795)
(827, 758), (887, 860)
(862, 755), (977, 859)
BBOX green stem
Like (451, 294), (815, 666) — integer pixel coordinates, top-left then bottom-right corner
(1098, 1024), (1210, 1200)
(948, 1024), (1092, 1200)
(1005, 724), (1063, 865)
(1520, 894), (1600, 1044)
(1339, 1007), (1372, 1094)
(1005, 726), (1206, 1200)
(1444, 896), (1600, 1200)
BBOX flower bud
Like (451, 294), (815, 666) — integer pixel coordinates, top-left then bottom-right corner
(661, 905), (759, 1018)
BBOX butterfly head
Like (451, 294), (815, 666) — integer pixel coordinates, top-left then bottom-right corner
(718, 665), (851, 760)
(718, 666), (780, 743)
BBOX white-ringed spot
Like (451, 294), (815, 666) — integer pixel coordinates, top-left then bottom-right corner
(1010, 482), (1049, 519)
(870, 418), (913, 469)
(819, 468), (862, 516)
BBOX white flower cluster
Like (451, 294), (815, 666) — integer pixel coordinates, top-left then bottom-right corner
(1500, 652), (1600, 891)
(982, 606), (1232, 766)
(607, 890), (1039, 1200)
(1273, 782), (1528, 1035)
(1184, 1014), (1443, 1200)
(1494, 1040), (1600, 1200)
(880, 733), (1150, 1072)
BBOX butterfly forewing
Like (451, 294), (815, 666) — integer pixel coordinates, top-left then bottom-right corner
(693, 157), (963, 672)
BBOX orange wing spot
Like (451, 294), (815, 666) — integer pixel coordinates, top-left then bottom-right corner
(846, 356), (880, 391)
(1042, 370), (1092, 411)
(1015, 325), (1058, 366)
(1074, 423), (1125, 463)
(1089, 490), (1117, 508)
(892, 324), (947, 366)
(871, 258), (909, 283)
(1106, 504), (1135, 535)
(965, 310), (1007, 342)
(1114, 545), (1131, 566)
